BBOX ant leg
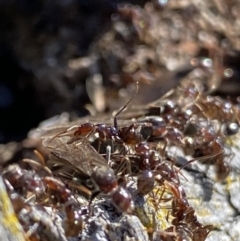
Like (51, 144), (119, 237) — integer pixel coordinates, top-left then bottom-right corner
(106, 145), (111, 165)
(22, 158), (52, 175)
(114, 149), (132, 176)
(88, 190), (101, 216)
(47, 129), (70, 145)
(33, 149), (46, 166)
(57, 172), (92, 199)
(26, 223), (39, 239)
(75, 128), (96, 146)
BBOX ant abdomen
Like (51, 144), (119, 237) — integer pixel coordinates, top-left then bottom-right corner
(137, 170), (155, 195)
(110, 186), (133, 213)
(91, 166), (118, 193)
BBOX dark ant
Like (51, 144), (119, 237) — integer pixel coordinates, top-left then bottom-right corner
(2, 151), (84, 239)
(137, 116), (166, 137)
(118, 122), (153, 145)
(165, 181), (212, 241)
(42, 176), (83, 237)
(47, 81), (139, 146)
(131, 141), (181, 195)
(136, 111), (186, 148)
(149, 100), (191, 130)
(182, 122), (231, 180)
(2, 171), (74, 241)
(42, 136), (134, 214)
(2, 164), (45, 199)
(158, 101), (189, 130)
(180, 83), (240, 127)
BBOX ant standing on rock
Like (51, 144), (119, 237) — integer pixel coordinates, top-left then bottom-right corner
(42, 82), (140, 214)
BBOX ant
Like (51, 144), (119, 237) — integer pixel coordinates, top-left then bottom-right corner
(2, 152), (84, 239)
(136, 107), (187, 148)
(180, 83), (240, 126)
(2, 164), (45, 200)
(42, 135), (134, 214)
(119, 141), (181, 195)
(42, 176), (83, 237)
(165, 181), (212, 241)
(182, 120), (231, 180)
(48, 81), (139, 147)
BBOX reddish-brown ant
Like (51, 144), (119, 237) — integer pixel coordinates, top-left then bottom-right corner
(182, 121), (231, 180)
(124, 141), (181, 195)
(63, 202), (83, 237)
(2, 164), (83, 240)
(165, 181), (212, 241)
(2, 164), (45, 199)
(47, 81), (139, 147)
(42, 176), (83, 237)
(42, 176), (72, 204)
(2, 147), (85, 239)
(180, 83), (240, 126)
(43, 136), (134, 214)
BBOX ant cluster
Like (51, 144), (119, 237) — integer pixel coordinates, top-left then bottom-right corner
(0, 79), (239, 241)
(0, 153), (83, 241)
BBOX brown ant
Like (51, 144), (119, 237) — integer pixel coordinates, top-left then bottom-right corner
(42, 136), (134, 214)
(42, 176), (72, 204)
(2, 164), (45, 199)
(47, 81), (139, 147)
(136, 111), (186, 148)
(124, 141), (181, 195)
(2, 150), (84, 239)
(180, 83), (240, 126)
(2, 167), (82, 240)
(182, 121), (231, 180)
(42, 176), (83, 237)
(165, 181), (212, 241)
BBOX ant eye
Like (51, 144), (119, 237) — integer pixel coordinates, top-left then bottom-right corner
(183, 123), (198, 136)
(224, 122), (239, 136)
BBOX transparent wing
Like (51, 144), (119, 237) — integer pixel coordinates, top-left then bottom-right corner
(42, 136), (108, 177)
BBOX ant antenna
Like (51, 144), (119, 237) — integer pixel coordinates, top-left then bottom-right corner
(106, 145), (111, 165)
(177, 149), (224, 173)
(113, 81), (139, 130)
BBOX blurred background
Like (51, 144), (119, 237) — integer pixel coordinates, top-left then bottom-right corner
(1, 0), (240, 143)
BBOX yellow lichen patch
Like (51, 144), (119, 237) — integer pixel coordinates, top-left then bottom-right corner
(225, 132), (240, 149)
(148, 185), (173, 229)
(0, 177), (26, 241)
(191, 200), (211, 217)
(134, 206), (153, 229)
(225, 175), (235, 189)
(135, 185), (173, 233)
